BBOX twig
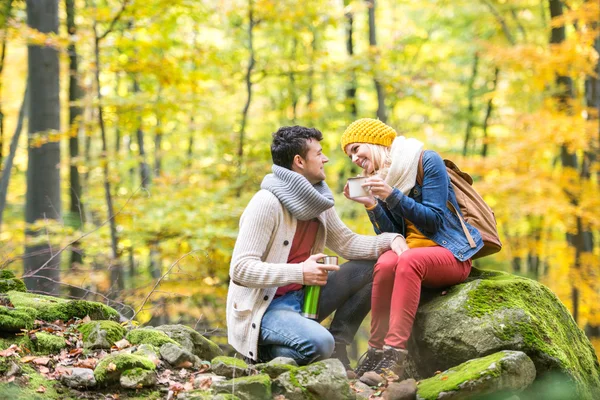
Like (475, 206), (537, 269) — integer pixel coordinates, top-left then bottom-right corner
(97, 0), (130, 42)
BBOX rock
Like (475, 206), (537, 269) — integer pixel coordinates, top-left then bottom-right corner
(156, 324), (223, 360)
(134, 343), (160, 365)
(0, 305), (36, 332)
(126, 327), (180, 347)
(255, 357), (299, 378)
(353, 380), (376, 399)
(359, 371), (386, 386)
(78, 320), (126, 349)
(94, 353), (156, 385)
(5, 360), (21, 377)
(160, 342), (199, 367)
(5, 290), (119, 322)
(61, 367), (97, 389)
(31, 331), (67, 353)
(383, 379), (417, 400)
(178, 390), (240, 400)
(212, 374), (271, 400)
(416, 351), (536, 400)
(272, 358), (355, 400)
(0, 275), (26, 293)
(408, 268), (600, 399)
(194, 372), (227, 388)
(211, 356), (249, 378)
(119, 367), (157, 389)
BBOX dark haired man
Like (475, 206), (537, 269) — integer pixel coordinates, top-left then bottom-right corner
(226, 125), (403, 368)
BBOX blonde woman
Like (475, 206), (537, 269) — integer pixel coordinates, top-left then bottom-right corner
(340, 119), (483, 377)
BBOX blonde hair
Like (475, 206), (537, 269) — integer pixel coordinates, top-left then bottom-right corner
(360, 143), (392, 179)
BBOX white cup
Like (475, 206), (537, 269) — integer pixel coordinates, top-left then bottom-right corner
(347, 177), (369, 198)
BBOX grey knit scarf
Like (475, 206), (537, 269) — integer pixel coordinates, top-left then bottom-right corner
(261, 165), (334, 221)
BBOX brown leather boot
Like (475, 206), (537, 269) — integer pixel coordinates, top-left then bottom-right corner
(373, 346), (408, 377)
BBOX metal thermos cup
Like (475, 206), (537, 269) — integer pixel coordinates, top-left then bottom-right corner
(302, 256), (338, 320)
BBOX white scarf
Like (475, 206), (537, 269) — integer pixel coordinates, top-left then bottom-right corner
(383, 136), (424, 195)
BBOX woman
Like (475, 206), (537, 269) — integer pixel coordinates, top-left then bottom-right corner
(340, 118), (483, 377)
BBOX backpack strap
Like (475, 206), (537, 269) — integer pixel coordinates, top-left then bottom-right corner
(447, 201), (476, 249)
(416, 151), (424, 186)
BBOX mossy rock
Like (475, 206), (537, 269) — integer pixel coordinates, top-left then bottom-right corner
(212, 374), (272, 400)
(0, 363), (73, 399)
(416, 350), (536, 400)
(211, 356), (249, 378)
(156, 324), (223, 360)
(0, 270), (16, 279)
(126, 328), (179, 347)
(408, 268), (600, 399)
(0, 306), (36, 332)
(0, 278), (26, 293)
(94, 353), (156, 385)
(31, 331), (67, 354)
(78, 320), (126, 348)
(6, 291), (119, 322)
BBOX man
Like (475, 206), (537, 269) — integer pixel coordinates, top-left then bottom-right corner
(226, 125), (403, 367)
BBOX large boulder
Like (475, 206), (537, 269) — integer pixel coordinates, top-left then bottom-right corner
(408, 268), (600, 399)
(212, 374), (271, 400)
(156, 324), (223, 360)
(416, 350), (536, 399)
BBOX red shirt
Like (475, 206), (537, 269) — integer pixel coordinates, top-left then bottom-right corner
(275, 219), (320, 297)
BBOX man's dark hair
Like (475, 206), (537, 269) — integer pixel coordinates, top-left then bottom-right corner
(271, 126), (323, 170)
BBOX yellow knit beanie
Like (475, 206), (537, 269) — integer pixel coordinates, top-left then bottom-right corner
(341, 118), (397, 151)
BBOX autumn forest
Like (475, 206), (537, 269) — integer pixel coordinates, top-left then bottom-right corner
(0, 0), (598, 358)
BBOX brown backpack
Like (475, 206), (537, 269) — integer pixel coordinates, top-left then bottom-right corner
(416, 153), (501, 259)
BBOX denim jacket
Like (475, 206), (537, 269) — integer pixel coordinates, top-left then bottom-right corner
(366, 150), (483, 261)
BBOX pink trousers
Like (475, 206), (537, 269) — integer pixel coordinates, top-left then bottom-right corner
(369, 247), (472, 349)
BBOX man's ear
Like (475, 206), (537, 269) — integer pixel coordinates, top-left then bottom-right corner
(292, 154), (304, 172)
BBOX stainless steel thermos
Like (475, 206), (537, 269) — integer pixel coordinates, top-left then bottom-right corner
(302, 256), (338, 320)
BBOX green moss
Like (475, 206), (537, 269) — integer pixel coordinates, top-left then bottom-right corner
(0, 270), (16, 279)
(32, 331), (66, 354)
(0, 306), (35, 332)
(214, 374), (271, 399)
(211, 356), (248, 369)
(121, 367), (147, 379)
(126, 328), (179, 347)
(0, 363), (73, 399)
(462, 271), (600, 398)
(0, 278), (26, 293)
(417, 351), (508, 400)
(7, 291), (119, 322)
(94, 353), (156, 385)
(78, 320), (126, 345)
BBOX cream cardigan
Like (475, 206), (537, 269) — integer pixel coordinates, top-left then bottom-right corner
(226, 189), (399, 360)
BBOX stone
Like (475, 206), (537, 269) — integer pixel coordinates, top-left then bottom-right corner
(78, 320), (126, 349)
(160, 342), (198, 367)
(383, 379), (417, 400)
(407, 268), (600, 399)
(211, 356), (249, 378)
(120, 367), (158, 389)
(61, 367), (97, 389)
(0, 305), (36, 332)
(353, 380), (376, 399)
(272, 358), (355, 400)
(126, 328), (180, 347)
(212, 374), (271, 400)
(359, 371), (386, 386)
(94, 353), (156, 385)
(134, 343), (160, 365)
(31, 331), (67, 354)
(416, 351), (536, 400)
(194, 372), (227, 388)
(255, 357), (299, 379)
(156, 324), (223, 360)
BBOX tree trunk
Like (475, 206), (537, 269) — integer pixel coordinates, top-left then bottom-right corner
(481, 68), (499, 157)
(0, 0), (14, 168)
(344, 0), (357, 118)
(0, 84), (27, 232)
(463, 54), (479, 156)
(66, 0), (85, 278)
(367, 0), (386, 122)
(133, 76), (151, 188)
(24, 0), (61, 295)
(235, 0), (255, 198)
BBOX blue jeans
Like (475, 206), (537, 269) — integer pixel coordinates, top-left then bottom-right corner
(258, 260), (374, 365)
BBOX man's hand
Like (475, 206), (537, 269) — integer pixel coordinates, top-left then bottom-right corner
(391, 236), (409, 256)
(302, 253), (340, 286)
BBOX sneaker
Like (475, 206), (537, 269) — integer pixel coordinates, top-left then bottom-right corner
(373, 346), (408, 376)
(330, 342), (351, 370)
(354, 347), (384, 377)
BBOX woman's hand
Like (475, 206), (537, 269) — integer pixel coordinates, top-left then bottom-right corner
(391, 236), (409, 256)
(343, 182), (377, 207)
(364, 176), (394, 200)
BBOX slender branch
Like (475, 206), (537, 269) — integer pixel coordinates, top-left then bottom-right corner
(481, 0), (516, 45)
(97, 0), (130, 42)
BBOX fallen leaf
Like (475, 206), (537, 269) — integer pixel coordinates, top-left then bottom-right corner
(441, 290), (448, 296)
(74, 358), (97, 369)
(179, 368), (189, 378)
(55, 365), (71, 375)
(195, 376), (212, 390)
(20, 356), (36, 363)
(434, 370), (442, 375)
(177, 361), (193, 369)
(0, 344), (21, 357)
(7, 376), (15, 383)
(169, 382), (184, 393)
(82, 315), (91, 323)
(441, 376), (448, 381)
(68, 348), (83, 357)
(39, 366), (50, 374)
(33, 357), (51, 366)
(107, 362), (117, 372)
(183, 381), (194, 391)
(113, 339), (130, 350)
(36, 385), (46, 393)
